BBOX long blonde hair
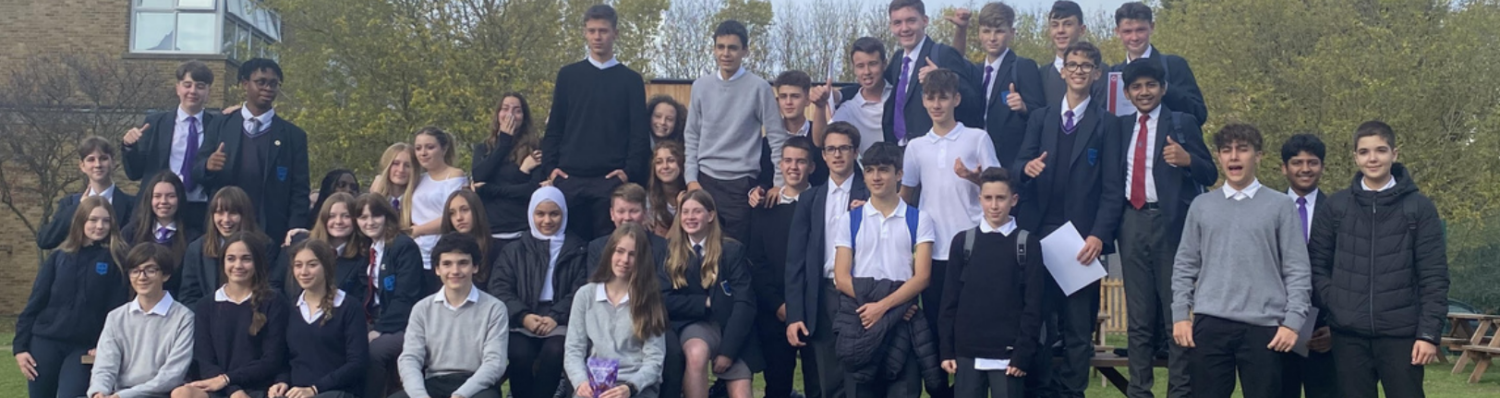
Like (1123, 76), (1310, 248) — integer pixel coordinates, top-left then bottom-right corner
(371, 143), (420, 228)
(60, 196), (127, 262)
(665, 190), (722, 289)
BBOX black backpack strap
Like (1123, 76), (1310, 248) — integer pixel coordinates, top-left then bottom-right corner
(1016, 229), (1029, 265)
(963, 227), (978, 264)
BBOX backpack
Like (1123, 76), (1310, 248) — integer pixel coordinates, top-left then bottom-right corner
(846, 205), (923, 277)
(961, 226), (1029, 266)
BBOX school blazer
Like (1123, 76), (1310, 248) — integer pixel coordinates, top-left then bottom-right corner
(370, 234), (425, 334)
(1117, 107), (1217, 242)
(35, 190), (136, 250)
(123, 110), (217, 181)
(980, 51), (1047, 164)
(192, 112), (311, 244)
(1111, 49), (1208, 126)
(179, 236), (282, 309)
(660, 239), (762, 370)
(1012, 103), (1125, 251)
(784, 177), (869, 334)
(882, 36), (984, 144)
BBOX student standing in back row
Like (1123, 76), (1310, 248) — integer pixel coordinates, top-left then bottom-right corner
(883, 0), (981, 147)
(1278, 133), (1336, 398)
(1040, 1), (1088, 107)
(1110, 2), (1207, 126)
(824, 37), (889, 153)
(748, 137), (818, 398)
(36, 137), (136, 250)
(948, 2), (1046, 163)
(123, 60), (215, 232)
(683, 20), (787, 243)
(544, 4), (653, 242)
(1309, 121), (1448, 398)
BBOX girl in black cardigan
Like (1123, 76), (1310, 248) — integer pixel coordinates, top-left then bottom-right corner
(471, 92), (544, 241)
(352, 193), (425, 398)
(15, 196), (129, 398)
(442, 190), (504, 288)
(270, 239), (369, 398)
(661, 190), (758, 398)
(172, 231), (289, 398)
(121, 171), (202, 296)
(490, 186), (588, 398)
(179, 186), (262, 309)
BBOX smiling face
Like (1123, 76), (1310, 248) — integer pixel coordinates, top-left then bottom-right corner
(851, 50), (886, 90)
(213, 208), (242, 236)
(413, 133), (446, 170)
(129, 260), (166, 297)
(889, 6), (929, 50)
(1127, 76), (1164, 113)
(610, 197), (646, 226)
(222, 241), (256, 285)
(713, 34), (748, 77)
(922, 90), (960, 125)
(292, 248), (326, 291)
(1355, 135), (1397, 185)
(436, 252), (477, 291)
(1116, 18), (1154, 57)
(357, 205), (386, 238)
(1281, 151), (1324, 195)
(651, 102), (677, 139)
(499, 96), (525, 128)
(610, 234), (637, 281)
(84, 206), (112, 243)
(654, 147), (681, 183)
(1217, 140), (1262, 189)
(151, 181), (179, 221)
(1061, 51), (1100, 93)
(533, 200), (563, 236)
(241, 69), (280, 110)
(781, 146), (812, 188)
(177, 76), (210, 111)
(678, 198), (715, 237)
(79, 150), (113, 185)
(862, 164), (901, 197)
(1049, 15), (1084, 53)
(325, 202), (354, 239)
(388, 151), (413, 186)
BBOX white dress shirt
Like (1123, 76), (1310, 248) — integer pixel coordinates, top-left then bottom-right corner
(173, 108), (209, 201)
(128, 292), (176, 316)
(983, 49), (1011, 103)
(900, 37), (927, 88)
(297, 289), (348, 324)
(85, 184), (117, 204)
(1222, 179), (1264, 201)
(823, 176), (855, 278)
(1288, 188), (1320, 239)
(1125, 106), (1163, 203)
(586, 53), (621, 69)
(1362, 177), (1397, 192)
(240, 106), (275, 135)
(436, 285), (481, 311)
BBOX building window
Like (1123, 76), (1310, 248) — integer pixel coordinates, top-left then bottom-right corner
(131, 0), (220, 54)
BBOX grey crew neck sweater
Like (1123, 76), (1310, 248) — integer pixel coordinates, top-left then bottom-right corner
(87, 297), (196, 398)
(398, 288), (510, 398)
(683, 71), (788, 183)
(1171, 189), (1312, 331)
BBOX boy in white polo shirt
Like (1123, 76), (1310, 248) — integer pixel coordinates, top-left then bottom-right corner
(897, 68), (1001, 376)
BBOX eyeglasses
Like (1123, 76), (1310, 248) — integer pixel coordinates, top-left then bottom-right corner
(130, 267), (161, 277)
(1063, 62), (1097, 73)
(826, 145), (856, 154)
(251, 78), (281, 89)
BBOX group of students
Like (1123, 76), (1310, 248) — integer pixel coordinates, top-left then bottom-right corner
(17, 1), (1450, 398)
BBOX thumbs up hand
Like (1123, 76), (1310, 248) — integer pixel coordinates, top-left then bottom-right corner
(123, 123), (149, 146)
(918, 58), (939, 84)
(1163, 136), (1191, 167)
(1005, 83), (1026, 112)
(1025, 151), (1048, 178)
(206, 143), (228, 172)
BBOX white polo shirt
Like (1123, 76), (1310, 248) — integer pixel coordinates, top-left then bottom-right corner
(900, 125), (1000, 260)
(832, 200), (937, 282)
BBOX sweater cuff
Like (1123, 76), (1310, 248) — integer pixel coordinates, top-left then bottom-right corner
(1280, 312), (1307, 335)
(1171, 307), (1191, 324)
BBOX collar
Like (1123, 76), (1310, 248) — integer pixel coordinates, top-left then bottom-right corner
(979, 217), (1017, 236)
(862, 199), (910, 220)
(594, 284), (630, 304)
(129, 292), (175, 316)
(586, 51), (620, 70)
(793, 120), (811, 137)
(1053, 56), (1065, 72)
(718, 67), (747, 82)
(926, 124), (963, 142)
(829, 175), (854, 194)
(858, 85), (894, 105)
(984, 49), (1010, 70)
(155, 221), (178, 232)
(435, 285), (481, 310)
(297, 289), (347, 308)
(1287, 188), (1320, 202)
(779, 185), (806, 204)
(176, 108), (205, 123)
(372, 239), (386, 252)
(1143, 105), (1162, 123)
(690, 236), (707, 249)
(1127, 45), (1155, 63)
(1061, 96), (1092, 119)
(1222, 179), (1264, 200)
(240, 105), (276, 131)
(214, 286), (253, 304)
(903, 37), (927, 65)
(1362, 177), (1396, 192)
(86, 184), (117, 200)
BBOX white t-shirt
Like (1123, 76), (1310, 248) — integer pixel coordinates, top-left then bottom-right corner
(900, 125), (1001, 260)
(832, 200), (937, 282)
(412, 172), (468, 270)
(831, 86), (891, 154)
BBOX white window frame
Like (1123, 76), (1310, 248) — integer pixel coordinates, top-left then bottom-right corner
(128, 0), (224, 55)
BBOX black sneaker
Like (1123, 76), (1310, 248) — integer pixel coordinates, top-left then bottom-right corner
(709, 379), (728, 398)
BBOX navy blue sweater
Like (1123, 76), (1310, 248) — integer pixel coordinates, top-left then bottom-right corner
(14, 245), (129, 353)
(278, 294), (369, 392)
(194, 292), (289, 395)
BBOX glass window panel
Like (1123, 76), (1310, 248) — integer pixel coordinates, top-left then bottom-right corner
(178, 0), (216, 9)
(222, 21), (237, 57)
(175, 13), (216, 53)
(235, 25), (251, 60)
(136, 0), (173, 9)
(132, 12), (176, 51)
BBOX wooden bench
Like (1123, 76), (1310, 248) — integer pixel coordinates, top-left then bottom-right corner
(1451, 314), (1500, 383)
(1091, 351), (1167, 394)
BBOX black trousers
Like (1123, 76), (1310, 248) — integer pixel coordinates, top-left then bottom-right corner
(662, 328), (686, 398)
(555, 175), (622, 241)
(389, 373), (502, 398)
(758, 311), (809, 398)
(802, 282), (846, 398)
(366, 332), (405, 398)
(1119, 206), (1191, 398)
(1281, 350), (1337, 398)
(697, 175), (755, 243)
(1189, 315), (1281, 398)
(25, 336), (89, 398)
(953, 357), (1025, 398)
(919, 260), (952, 398)
(507, 333), (567, 398)
(847, 353), (922, 398)
(1037, 223), (1099, 398)
(1331, 332), (1425, 398)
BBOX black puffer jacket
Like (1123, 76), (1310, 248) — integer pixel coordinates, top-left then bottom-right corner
(488, 235), (590, 327)
(1308, 164), (1448, 343)
(834, 278), (944, 390)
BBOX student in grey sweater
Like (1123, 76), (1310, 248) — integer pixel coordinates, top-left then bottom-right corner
(1171, 124), (1310, 398)
(565, 223), (668, 398)
(88, 244), (195, 398)
(682, 20), (788, 243)
(396, 233), (510, 398)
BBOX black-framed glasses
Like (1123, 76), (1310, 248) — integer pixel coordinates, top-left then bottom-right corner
(1063, 62), (1097, 73)
(826, 145), (856, 154)
(130, 267), (161, 277)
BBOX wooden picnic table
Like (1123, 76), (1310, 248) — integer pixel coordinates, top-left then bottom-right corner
(1450, 313), (1500, 383)
(1092, 351), (1166, 394)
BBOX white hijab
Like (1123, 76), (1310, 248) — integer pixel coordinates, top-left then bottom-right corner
(529, 186), (568, 301)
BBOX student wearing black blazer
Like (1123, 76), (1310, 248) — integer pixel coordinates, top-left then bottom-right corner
(472, 93), (545, 241)
(1110, 2), (1208, 127)
(122, 60), (217, 232)
(1011, 42), (1124, 398)
(351, 193), (426, 398)
(1278, 134), (1335, 398)
(747, 137), (819, 398)
(1038, 1), (1094, 108)
(37, 137), (135, 251)
(192, 58), (310, 245)
(882, 0), (982, 146)
(662, 190), (759, 398)
(1113, 60), (1216, 398)
(179, 186), (264, 309)
(949, 3), (1047, 164)
(121, 171), (203, 296)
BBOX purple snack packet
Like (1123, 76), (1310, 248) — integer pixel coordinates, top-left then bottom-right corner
(587, 357), (619, 398)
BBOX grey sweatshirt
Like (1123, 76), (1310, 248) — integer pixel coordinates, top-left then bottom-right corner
(1171, 185), (1312, 332)
(399, 287), (510, 398)
(684, 70), (788, 183)
(564, 283), (667, 397)
(87, 294), (195, 398)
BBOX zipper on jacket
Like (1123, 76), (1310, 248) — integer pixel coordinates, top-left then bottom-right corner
(1369, 200), (1378, 334)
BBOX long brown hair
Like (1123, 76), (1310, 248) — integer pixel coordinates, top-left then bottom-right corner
(371, 143), (420, 228)
(440, 190), (493, 280)
(665, 190), (722, 289)
(487, 92), (539, 167)
(289, 238), (339, 325)
(350, 193), (403, 255)
(590, 222), (667, 340)
(129, 171), (188, 257)
(203, 187), (259, 259)
(60, 196), (127, 261)
(220, 231), (274, 336)
(310, 192), (359, 259)
(648, 141), (686, 233)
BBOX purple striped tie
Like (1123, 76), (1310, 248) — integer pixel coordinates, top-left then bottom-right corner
(181, 116), (199, 191)
(1297, 197), (1309, 243)
(894, 57), (911, 143)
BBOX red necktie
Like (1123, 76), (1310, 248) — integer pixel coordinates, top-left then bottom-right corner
(1130, 114), (1150, 210)
(365, 248), (377, 324)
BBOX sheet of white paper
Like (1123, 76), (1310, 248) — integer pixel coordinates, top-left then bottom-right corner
(1107, 72), (1137, 116)
(974, 358), (1010, 371)
(1040, 222), (1108, 296)
(1292, 307), (1319, 357)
